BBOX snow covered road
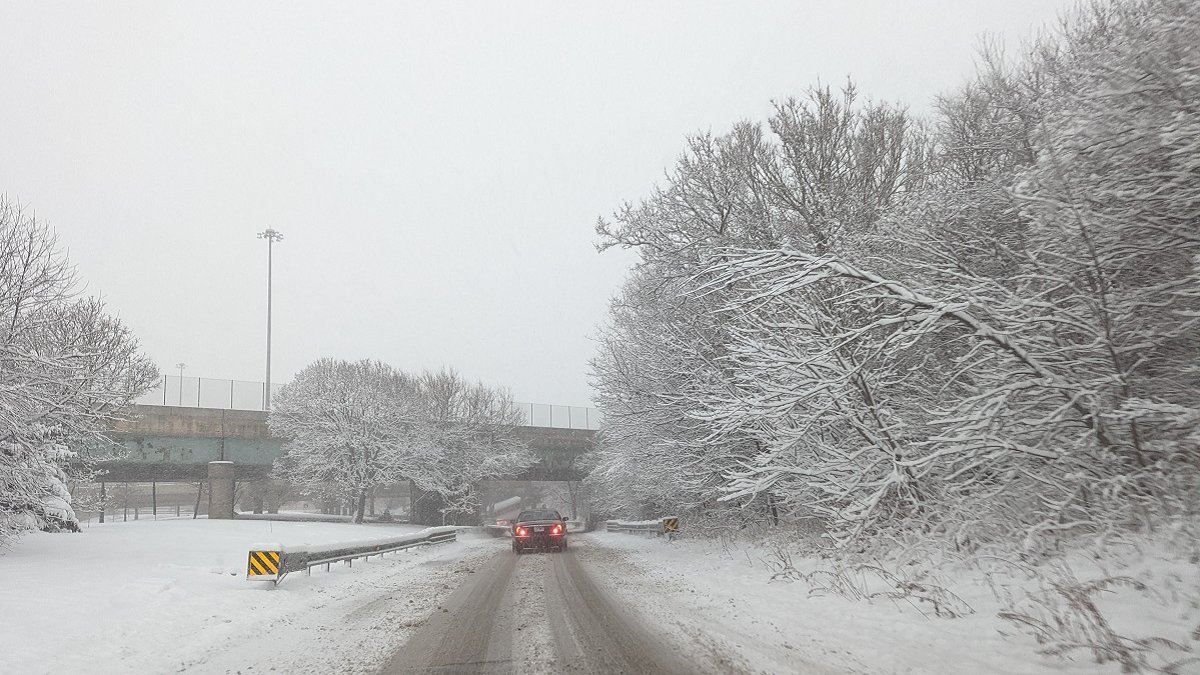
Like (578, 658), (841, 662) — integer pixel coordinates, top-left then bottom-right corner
(382, 535), (694, 674)
(6, 521), (1162, 674)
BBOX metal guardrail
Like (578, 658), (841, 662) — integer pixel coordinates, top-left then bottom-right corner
(247, 527), (458, 585)
(605, 516), (680, 538)
(482, 524), (512, 538)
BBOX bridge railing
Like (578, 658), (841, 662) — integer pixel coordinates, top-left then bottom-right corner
(136, 376), (603, 430)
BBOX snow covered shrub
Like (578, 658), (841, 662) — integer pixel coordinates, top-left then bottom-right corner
(802, 562), (975, 618)
(999, 563), (1193, 672)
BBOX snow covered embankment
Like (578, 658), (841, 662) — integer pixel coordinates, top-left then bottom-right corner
(581, 530), (1200, 675)
(0, 519), (504, 674)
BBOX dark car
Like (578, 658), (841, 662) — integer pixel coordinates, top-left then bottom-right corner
(511, 509), (568, 553)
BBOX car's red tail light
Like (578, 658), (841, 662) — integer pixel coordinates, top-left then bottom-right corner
(551, 524), (562, 535)
(515, 527), (528, 537)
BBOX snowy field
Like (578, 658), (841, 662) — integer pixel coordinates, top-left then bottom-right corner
(0, 519), (501, 674)
(583, 530), (1200, 675)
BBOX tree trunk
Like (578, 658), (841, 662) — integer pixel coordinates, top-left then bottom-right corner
(193, 481), (203, 519)
(354, 488), (368, 523)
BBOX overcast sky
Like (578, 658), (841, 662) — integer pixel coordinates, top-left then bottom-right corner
(0, 1), (1074, 406)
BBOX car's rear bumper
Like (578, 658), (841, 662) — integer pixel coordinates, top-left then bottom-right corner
(514, 534), (566, 549)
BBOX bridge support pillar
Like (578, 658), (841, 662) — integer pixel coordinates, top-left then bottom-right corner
(207, 461), (235, 519)
(266, 479), (286, 514)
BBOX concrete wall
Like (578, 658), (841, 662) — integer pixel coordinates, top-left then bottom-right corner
(101, 405), (594, 482)
(112, 405), (274, 439)
(105, 406), (280, 481)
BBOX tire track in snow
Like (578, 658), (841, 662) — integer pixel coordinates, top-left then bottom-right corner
(383, 541), (692, 673)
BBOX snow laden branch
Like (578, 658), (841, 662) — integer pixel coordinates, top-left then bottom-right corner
(687, 245), (1188, 546)
(697, 248), (1100, 431)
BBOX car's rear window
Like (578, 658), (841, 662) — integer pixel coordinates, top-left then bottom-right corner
(517, 510), (560, 522)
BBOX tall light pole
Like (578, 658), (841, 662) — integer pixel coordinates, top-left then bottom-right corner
(257, 228), (283, 410)
(175, 362), (186, 405)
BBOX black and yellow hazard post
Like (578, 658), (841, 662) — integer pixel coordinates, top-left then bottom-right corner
(662, 516), (680, 540)
(246, 547), (283, 584)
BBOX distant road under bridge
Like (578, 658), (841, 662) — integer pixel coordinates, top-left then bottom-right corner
(100, 405), (595, 483)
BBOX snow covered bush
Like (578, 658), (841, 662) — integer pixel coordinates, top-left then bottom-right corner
(0, 197), (158, 545)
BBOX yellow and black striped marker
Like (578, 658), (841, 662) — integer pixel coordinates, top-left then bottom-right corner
(662, 517), (680, 533)
(247, 550), (281, 580)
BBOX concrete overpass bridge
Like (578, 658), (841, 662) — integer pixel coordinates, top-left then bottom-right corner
(101, 404), (596, 484)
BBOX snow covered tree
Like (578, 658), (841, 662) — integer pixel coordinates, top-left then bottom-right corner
(0, 197), (158, 543)
(590, 85), (928, 526)
(589, 0), (1200, 553)
(269, 358), (424, 523)
(407, 368), (534, 524)
(270, 362), (533, 524)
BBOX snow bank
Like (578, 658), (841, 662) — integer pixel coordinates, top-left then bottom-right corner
(579, 531), (1200, 674)
(0, 519), (496, 674)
